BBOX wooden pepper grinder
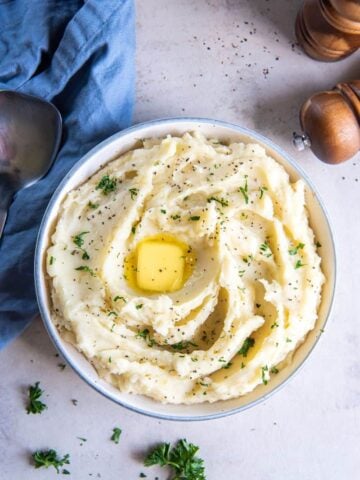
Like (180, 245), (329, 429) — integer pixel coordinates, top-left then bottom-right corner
(293, 80), (360, 164)
(296, 0), (360, 61)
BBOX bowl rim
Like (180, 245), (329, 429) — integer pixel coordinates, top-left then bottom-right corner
(34, 116), (337, 421)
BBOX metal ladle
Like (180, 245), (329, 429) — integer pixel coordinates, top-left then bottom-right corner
(0, 90), (62, 238)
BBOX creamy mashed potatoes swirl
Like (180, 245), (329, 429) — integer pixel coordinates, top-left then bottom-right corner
(47, 132), (324, 404)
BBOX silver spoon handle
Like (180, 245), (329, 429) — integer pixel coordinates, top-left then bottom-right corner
(0, 208), (7, 238)
(0, 173), (16, 240)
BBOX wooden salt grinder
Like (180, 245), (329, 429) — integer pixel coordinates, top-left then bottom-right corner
(293, 80), (360, 164)
(296, 0), (360, 61)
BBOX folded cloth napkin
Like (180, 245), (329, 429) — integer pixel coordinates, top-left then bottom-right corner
(0, 0), (135, 349)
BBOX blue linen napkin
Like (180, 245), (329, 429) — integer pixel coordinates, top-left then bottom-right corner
(0, 0), (135, 349)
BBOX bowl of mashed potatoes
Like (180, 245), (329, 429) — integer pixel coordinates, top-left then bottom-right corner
(35, 118), (336, 420)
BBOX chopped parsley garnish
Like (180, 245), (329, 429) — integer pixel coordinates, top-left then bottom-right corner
(72, 231), (90, 260)
(238, 269), (245, 277)
(144, 439), (206, 480)
(131, 226), (136, 234)
(238, 337), (255, 357)
(32, 449), (70, 474)
(108, 311), (117, 316)
(260, 241), (272, 258)
(129, 187), (139, 200)
(171, 341), (198, 351)
(259, 186), (268, 199)
(242, 254), (253, 265)
(96, 175), (117, 195)
(49, 256), (55, 265)
(295, 260), (305, 269)
(136, 303), (143, 309)
(207, 196), (229, 207)
(26, 382), (47, 415)
(261, 365), (269, 385)
(288, 243), (305, 255)
(223, 362), (232, 369)
(189, 216), (200, 221)
(270, 366), (279, 374)
(160, 209), (167, 214)
(114, 295), (126, 302)
(316, 241), (322, 248)
(111, 427), (122, 444)
(171, 214), (181, 220)
(136, 329), (156, 347)
(239, 175), (249, 204)
(88, 201), (99, 209)
(270, 321), (279, 329)
(75, 265), (96, 276)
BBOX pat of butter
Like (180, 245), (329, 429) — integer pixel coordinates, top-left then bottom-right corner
(136, 240), (185, 292)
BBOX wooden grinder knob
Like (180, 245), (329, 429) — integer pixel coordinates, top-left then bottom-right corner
(296, 80), (360, 164)
(296, 0), (360, 61)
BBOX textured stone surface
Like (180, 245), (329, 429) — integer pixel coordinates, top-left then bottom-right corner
(1, 1), (359, 478)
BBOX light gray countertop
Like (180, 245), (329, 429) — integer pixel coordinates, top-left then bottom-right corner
(1, 1), (359, 478)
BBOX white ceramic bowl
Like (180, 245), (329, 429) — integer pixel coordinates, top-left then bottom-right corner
(35, 118), (336, 421)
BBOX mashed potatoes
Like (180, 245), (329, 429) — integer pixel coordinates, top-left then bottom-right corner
(47, 132), (324, 404)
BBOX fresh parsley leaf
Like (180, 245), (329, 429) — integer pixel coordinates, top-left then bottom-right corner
(261, 365), (269, 385)
(239, 176), (249, 204)
(96, 175), (117, 195)
(136, 329), (156, 347)
(75, 265), (96, 276)
(238, 337), (255, 357)
(259, 186), (268, 199)
(111, 427), (122, 444)
(88, 201), (99, 209)
(171, 341), (198, 351)
(129, 187), (139, 200)
(223, 362), (232, 369)
(26, 382), (47, 415)
(114, 295), (127, 302)
(288, 243), (305, 256)
(72, 231), (89, 249)
(259, 241), (272, 258)
(32, 449), (70, 473)
(144, 439), (206, 480)
(207, 196), (229, 207)
(295, 259), (305, 269)
(72, 231), (90, 260)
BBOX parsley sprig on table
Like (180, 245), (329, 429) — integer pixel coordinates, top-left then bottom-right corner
(144, 439), (206, 480)
(26, 382), (47, 415)
(32, 449), (70, 474)
(111, 427), (122, 444)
